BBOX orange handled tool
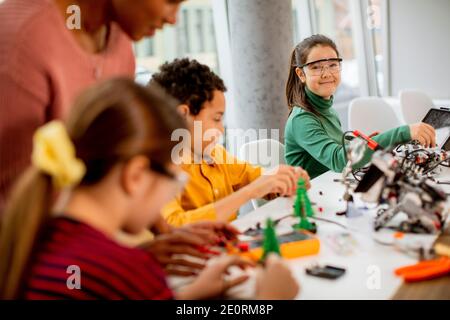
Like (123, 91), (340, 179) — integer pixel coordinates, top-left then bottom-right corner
(395, 257), (450, 282)
(352, 130), (383, 151)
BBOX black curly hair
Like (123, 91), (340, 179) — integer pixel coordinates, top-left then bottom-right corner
(150, 58), (227, 115)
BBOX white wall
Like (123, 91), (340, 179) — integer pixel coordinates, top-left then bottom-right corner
(387, 0), (450, 99)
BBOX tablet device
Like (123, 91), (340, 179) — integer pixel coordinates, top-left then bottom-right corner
(421, 108), (450, 150)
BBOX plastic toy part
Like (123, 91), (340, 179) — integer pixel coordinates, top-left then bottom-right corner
(293, 178), (317, 233)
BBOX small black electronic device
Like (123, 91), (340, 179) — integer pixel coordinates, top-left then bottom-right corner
(422, 108), (450, 150)
(305, 265), (346, 279)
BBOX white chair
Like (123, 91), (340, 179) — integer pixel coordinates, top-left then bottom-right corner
(239, 138), (285, 169)
(239, 139), (285, 209)
(399, 89), (434, 124)
(348, 97), (401, 134)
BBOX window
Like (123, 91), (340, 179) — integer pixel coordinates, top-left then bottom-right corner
(135, 38), (154, 57)
(312, 0), (360, 103)
(368, 0), (384, 96)
(292, 6), (300, 44)
(207, 8), (217, 53)
(195, 9), (205, 52)
(292, 0), (313, 45)
(178, 9), (191, 54)
(134, 0), (220, 85)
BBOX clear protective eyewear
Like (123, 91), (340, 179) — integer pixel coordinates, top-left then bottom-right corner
(300, 58), (343, 76)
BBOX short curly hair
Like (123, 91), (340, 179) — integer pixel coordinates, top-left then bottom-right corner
(150, 58), (227, 115)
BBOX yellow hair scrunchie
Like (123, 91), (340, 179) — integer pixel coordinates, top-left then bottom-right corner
(31, 120), (86, 189)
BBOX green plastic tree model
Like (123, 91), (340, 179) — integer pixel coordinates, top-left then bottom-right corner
(294, 178), (314, 217)
(261, 218), (281, 261)
(293, 178), (316, 232)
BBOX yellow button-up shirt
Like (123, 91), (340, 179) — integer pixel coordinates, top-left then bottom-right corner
(162, 145), (262, 227)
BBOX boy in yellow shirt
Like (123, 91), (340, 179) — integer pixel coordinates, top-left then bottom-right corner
(150, 58), (310, 227)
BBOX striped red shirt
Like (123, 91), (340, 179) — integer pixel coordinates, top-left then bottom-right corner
(22, 217), (173, 300)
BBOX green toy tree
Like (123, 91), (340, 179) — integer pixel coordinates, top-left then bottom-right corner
(293, 178), (317, 232)
(261, 218), (281, 261)
(294, 178), (314, 217)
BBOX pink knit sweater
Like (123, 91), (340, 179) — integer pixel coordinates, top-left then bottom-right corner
(0, 0), (136, 212)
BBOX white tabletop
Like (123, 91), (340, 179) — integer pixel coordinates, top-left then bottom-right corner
(232, 168), (450, 300)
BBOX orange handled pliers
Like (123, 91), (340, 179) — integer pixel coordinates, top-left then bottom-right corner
(395, 257), (450, 282)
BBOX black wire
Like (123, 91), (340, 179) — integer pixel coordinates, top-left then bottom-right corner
(395, 143), (408, 153)
(398, 149), (432, 164)
(351, 171), (361, 182)
(341, 130), (374, 181)
(396, 147), (435, 172)
(342, 131), (354, 162)
(423, 158), (450, 175)
(310, 216), (348, 230)
(395, 145), (450, 174)
(352, 166), (370, 182)
(405, 149), (432, 157)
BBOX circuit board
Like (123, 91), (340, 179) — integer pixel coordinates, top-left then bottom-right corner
(237, 230), (320, 260)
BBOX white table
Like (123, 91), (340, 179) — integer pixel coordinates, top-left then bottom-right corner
(232, 168), (450, 300)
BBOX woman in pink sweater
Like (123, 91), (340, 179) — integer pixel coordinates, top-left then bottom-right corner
(0, 0), (183, 212)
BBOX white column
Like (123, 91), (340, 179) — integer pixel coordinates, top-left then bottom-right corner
(226, 0), (294, 152)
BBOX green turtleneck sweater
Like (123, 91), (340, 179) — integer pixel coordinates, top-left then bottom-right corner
(284, 87), (411, 179)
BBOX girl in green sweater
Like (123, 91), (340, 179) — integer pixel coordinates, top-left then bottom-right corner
(284, 34), (436, 179)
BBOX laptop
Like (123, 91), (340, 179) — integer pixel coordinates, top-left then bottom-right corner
(422, 107), (450, 150)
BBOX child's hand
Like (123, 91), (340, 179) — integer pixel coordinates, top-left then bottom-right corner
(255, 254), (299, 299)
(409, 123), (436, 147)
(248, 165), (309, 198)
(177, 256), (255, 299)
(182, 221), (241, 243)
(149, 214), (174, 235)
(143, 231), (209, 276)
(149, 216), (240, 247)
(294, 166), (311, 190)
